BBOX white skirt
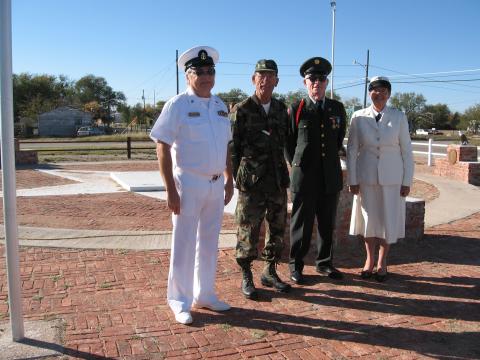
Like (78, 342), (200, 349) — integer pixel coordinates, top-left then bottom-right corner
(349, 184), (405, 244)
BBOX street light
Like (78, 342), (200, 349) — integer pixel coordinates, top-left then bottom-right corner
(330, 1), (336, 99)
(353, 49), (369, 107)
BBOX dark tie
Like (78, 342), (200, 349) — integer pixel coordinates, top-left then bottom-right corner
(375, 113), (382, 122)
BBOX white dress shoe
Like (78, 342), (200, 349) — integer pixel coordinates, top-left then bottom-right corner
(194, 300), (231, 312)
(175, 311), (193, 324)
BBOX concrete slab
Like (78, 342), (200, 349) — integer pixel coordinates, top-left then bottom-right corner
(0, 226), (237, 250)
(415, 172), (480, 227)
(110, 171), (165, 191)
(13, 169), (125, 197)
(0, 320), (63, 360)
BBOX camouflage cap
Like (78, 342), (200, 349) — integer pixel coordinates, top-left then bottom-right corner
(255, 59), (278, 73)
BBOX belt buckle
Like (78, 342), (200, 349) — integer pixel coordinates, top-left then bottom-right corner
(210, 174), (220, 182)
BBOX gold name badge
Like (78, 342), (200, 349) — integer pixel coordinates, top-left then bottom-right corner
(188, 112), (200, 117)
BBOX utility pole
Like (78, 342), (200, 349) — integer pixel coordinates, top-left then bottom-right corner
(153, 90), (156, 108)
(363, 49), (369, 108)
(330, 0), (336, 99)
(354, 49), (370, 108)
(176, 49), (179, 95)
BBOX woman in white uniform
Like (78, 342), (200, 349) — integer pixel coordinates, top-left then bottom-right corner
(347, 76), (414, 282)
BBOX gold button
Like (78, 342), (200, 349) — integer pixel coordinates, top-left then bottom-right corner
(321, 124), (324, 128)
(322, 153), (326, 157)
(322, 144), (325, 147)
(321, 134), (325, 138)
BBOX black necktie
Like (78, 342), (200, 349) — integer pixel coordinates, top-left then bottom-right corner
(375, 113), (382, 122)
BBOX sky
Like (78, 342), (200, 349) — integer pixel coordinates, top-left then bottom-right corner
(10, 0), (480, 113)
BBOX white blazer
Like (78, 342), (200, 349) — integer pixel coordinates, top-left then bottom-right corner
(347, 105), (414, 186)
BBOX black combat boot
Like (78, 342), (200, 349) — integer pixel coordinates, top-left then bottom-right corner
(260, 262), (292, 293)
(238, 261), (258, 300)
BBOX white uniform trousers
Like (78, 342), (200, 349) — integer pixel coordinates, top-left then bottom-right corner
(167, 170), (225, 315)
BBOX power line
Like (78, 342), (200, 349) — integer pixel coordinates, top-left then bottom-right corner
(369, 64), (480, 91)
(393, 78), (480, 84)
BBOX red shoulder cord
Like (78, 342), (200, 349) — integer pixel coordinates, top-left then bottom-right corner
(295, 99), (305, 128)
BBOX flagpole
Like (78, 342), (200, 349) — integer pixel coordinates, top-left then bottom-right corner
(1, 0), (25, 341)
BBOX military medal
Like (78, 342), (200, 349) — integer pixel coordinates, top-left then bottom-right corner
(329, 116), (337, 129)
(217, 110), (228, 117)
(188, 112), (200, 117)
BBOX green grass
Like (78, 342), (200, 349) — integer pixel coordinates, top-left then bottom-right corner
(51, 274), (63, 282)
(251, 329), (267, 339)
(99, 282), (113, 289)
(21, 132), (151, 142)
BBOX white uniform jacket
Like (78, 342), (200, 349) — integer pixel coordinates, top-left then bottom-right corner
(347, 105), (414, 187)
(150, 87), (231, 177)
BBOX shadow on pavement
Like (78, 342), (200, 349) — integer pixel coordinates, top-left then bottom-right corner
(19, 337), (115, 360)
(193, 306), (479, 360)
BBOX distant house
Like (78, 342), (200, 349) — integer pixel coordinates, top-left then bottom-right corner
(38, 106), (92, 137)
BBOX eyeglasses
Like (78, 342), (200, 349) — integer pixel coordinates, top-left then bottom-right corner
(370, 87), (389, 94)
(191, 67), (216, 76)
(306, 75), (327, 83)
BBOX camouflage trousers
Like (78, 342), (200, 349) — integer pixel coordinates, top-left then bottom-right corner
(235, 188), (287, 263)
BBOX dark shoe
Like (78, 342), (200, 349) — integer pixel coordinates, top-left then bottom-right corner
(290, 270), (304, 284)
(375, 270), (388, 282)
(261, 262), (291, 293)
(316, 264), (343, 279)
(239, 262), (258, 300)
(360, 270), (373, 279)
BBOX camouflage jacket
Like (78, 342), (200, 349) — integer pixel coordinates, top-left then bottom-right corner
(229, 94), (290, 192)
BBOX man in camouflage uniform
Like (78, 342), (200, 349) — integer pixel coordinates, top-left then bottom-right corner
(230, 59), (291, 300)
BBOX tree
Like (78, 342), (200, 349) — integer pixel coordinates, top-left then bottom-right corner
(13, 73), (75, 120)
(328, 91), (342, 102)
(75, 74), (126, 124)
(216, 88), (248, 107)
(343, 96), (362, 109)
(390, 92), (426, 130)
(422, 104), (451, 129)
(460, 103), (480, 133)
(283, 89), (308, 107)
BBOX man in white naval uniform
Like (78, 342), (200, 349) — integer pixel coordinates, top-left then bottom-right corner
(150, 45), (234, 325)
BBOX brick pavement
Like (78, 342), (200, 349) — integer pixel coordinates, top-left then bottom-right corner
(1, 211), (479, 359)
(0, 160), (478, 359)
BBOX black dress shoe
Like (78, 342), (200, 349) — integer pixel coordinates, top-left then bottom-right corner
(360, 270), (373, 279)
(316, 264), (343, 279)
(290, 270), (304, 284)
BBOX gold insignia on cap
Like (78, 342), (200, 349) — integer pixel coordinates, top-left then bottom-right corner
(199, 50), (207, 60)
(314, 59), (320, 64)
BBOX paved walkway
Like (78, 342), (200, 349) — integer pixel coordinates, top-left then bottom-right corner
(0, 163), (479, 359)
(1, 166), (479, 250)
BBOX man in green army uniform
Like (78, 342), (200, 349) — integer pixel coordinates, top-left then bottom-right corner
(230, 59), (291, 300)
(285, 57), (347, 284)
